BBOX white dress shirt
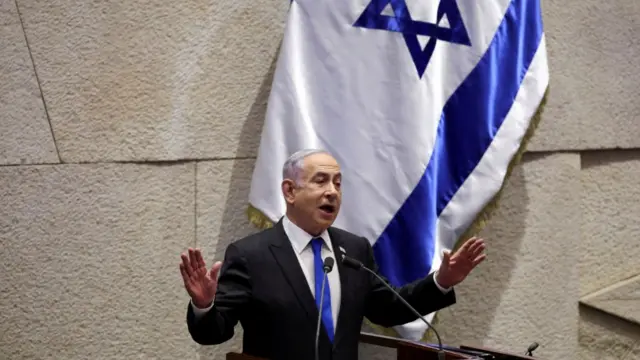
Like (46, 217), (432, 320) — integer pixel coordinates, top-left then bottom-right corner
(281, 215), (341, 331)
(190, 216), (450, 330)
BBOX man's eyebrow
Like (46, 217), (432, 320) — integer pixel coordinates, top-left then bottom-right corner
(311, 169), (341, 177)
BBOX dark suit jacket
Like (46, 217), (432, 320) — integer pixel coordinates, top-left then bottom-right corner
(186, 218), (456, 360)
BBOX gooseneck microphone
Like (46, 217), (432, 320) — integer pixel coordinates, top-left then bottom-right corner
(341, 254), (446, 360)
(315, 257), (335, 360)
(526, 342), (539, 356)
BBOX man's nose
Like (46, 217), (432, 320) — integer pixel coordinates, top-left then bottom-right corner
(324, 184), (338, 197)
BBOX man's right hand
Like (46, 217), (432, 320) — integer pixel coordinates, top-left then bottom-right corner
(179, 248), (222, 309)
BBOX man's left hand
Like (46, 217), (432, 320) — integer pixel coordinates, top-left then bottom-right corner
(435, 236), (486, 289)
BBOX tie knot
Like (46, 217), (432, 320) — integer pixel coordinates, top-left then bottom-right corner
(311, 237), (324, 253)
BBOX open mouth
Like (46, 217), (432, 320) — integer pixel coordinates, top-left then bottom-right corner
(318, 204), (336, 214)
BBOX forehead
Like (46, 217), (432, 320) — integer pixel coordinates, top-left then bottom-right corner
(302, 153), (340, 174)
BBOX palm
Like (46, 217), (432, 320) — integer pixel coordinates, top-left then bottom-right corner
(436, 236), (486, 288)
(444, 256), (474, 282)
(186, 263), (216, 302)
(179, 248), (222, 308)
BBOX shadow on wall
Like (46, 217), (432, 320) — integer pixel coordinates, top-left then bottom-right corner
(195, 43), (280, 360)
(578, 304), (640, 360)
(431, 155), (529, 346)
(358, 154), (531, 359)
(581, 148), (640, 169)
(216, 41), (280, 260)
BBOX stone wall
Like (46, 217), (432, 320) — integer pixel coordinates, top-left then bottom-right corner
(1, 0), (639, 359)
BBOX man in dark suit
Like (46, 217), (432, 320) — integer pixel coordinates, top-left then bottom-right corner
(179, 149), (486, 360)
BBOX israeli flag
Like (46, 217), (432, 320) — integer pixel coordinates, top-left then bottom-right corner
(248, 0), (548, 340)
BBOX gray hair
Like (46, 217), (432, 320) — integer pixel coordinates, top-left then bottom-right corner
(282, 148), (330, 185)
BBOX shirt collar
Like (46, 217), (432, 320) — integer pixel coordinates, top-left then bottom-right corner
(283, 215), (333, 255)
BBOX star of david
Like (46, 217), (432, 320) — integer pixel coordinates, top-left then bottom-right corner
(353, 0), (472, 78)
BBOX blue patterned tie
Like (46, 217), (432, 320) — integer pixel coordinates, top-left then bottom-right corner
(311, 237), (334, 342)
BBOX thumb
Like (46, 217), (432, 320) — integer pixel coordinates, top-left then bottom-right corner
(441, 250), (451, 267)
(209, 261), (223, 279)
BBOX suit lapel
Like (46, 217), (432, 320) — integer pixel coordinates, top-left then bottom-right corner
(268, 219), (318, 321)
(268, 220), (355, 346)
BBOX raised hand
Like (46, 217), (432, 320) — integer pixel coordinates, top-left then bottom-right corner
(179, 248), (222, 308)
(435, 236), (486, 289)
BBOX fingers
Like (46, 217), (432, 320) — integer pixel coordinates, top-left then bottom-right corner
(468, 237), (484, 253)
(458, 237), (476, 252)
(467, 240), (485, 262)
(455, 237), (484, 259)
(181, 248), (221, 281)
(188, 248), (199, 271)
(179, 263), (191, 285)
(472, 244), (486, 260)
(450, 236), (486, 266)
(180, 252), (193, 276)
(472, 253), (487, 267)
(181, 247), (203, 277)
(195, 248), (207, 269)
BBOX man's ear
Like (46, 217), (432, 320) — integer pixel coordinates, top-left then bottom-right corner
(281, 179), (296, 204)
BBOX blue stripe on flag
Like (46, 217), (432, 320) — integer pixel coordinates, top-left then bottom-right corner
(373, 0), (544, 287)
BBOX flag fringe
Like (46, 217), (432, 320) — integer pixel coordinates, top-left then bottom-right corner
(247, 204), (275, 230)
(245, 86), (550, 343)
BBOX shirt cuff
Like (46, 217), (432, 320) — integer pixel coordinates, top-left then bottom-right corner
(432, 271), (452, 294)
(191, 299), (214, 318)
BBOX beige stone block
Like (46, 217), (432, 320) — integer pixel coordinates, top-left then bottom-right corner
(581, 274), (640, 327)
(0, 0), (58, 165)
(579, 305), (640, 360)
(581, 151), (640, 297)
(195, 158), (260, 357)
(17, 0), (287, 162)
(0, 163), (196, 359)
(528, 0), (640, 151)
(434, 153), (581, 359)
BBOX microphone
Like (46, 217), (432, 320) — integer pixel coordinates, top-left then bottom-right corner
(315, 256), (335, 360)
(341, 254), (446, 360)
(525, 342), (539, 356)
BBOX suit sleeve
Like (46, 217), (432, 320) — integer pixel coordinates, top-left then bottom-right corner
(186, 243), (251, 345)
(362, 238), (456, 327)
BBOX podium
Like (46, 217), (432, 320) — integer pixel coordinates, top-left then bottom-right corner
(226, 332), (541, 360)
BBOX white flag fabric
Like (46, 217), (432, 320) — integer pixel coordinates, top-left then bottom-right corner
(248, 0), (548, 340)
